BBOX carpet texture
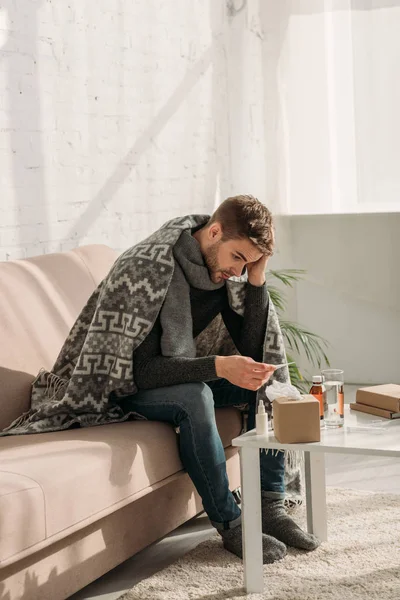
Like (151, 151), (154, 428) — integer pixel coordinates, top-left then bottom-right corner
(120, 488), (400, 600)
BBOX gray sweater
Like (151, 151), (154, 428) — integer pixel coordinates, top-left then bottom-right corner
(133, 282), (269, 389)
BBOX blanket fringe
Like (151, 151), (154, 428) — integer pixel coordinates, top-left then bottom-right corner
(286, 449), (304, 469)
(44, 371), (68, 401)
(1, 410), (33, 433)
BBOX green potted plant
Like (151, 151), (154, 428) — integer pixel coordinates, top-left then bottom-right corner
(267, 269), (330, 392)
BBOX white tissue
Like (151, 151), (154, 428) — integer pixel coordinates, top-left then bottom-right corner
(265, 380), (302, 402)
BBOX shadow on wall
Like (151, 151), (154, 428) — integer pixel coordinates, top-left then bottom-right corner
(67, 0), (218, 245)
(2, 0), (49, 255)
(2, 0), (253, 254)
(66, 45), (214, 244)
(2, 1), (227, 256)
(68, 0), (241, 245)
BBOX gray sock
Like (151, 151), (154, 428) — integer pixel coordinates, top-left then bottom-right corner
(219, 523), (287, 564)
(261, 494), (321, 551)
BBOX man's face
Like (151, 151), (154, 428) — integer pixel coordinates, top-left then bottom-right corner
(203, 228), (263, 284)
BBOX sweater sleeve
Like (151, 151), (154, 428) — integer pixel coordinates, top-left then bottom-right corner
(132, 317), (219, 390)
(221, 282), (269, 362)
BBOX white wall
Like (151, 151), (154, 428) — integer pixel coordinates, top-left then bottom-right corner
(268, 215), (400, 387)
(0, 0), (238, 261)
(289, 214), (400, 385)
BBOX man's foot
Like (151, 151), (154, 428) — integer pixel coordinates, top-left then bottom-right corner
(219, 523), (287, 564)
(262, 495), (321, 551)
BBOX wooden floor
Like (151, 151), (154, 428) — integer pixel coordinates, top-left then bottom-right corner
(69, 386), (400, 600)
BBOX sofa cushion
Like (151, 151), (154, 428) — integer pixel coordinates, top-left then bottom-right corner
(0, 407), (242, 552)
(0, 471), (46, 563)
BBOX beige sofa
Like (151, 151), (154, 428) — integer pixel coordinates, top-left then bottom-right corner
(0, 245), (242, 600)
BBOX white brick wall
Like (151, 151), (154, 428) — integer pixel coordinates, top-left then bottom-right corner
(1, 0), (266, 261)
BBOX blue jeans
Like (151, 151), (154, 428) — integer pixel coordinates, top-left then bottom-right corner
(120, 379), (285, 529)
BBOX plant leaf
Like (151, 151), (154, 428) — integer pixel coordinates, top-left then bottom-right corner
(265, 269), (331, 389)
(267, 285), (286, 313)
(267, 269), (306, 288)
(286, 353), (309, 393)
(281, 321), (330, 369)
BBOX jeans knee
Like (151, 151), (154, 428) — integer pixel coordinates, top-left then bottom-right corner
(183, 382), (215, 424)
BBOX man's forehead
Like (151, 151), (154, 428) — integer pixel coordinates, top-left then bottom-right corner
(232, 239), (263, 262)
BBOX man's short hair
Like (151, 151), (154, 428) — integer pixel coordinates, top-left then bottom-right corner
(209, 195), (275, 256)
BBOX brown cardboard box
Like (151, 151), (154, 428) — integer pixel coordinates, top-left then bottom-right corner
(356, 384), (400, 413)
(273, 395), (320, 443)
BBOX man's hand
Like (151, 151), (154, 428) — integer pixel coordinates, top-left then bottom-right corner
(215, 356), (276, 391)
(247, 254), (269, 287)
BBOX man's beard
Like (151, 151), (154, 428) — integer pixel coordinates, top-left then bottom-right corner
(203, 242), (222, 282)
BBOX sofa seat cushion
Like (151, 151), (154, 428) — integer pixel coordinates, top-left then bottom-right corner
(0, 471), (46, 563)
(0, 407), (242, 547)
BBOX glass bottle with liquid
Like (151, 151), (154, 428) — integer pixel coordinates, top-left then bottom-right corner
(321, 369), (344, 428)
(309, 375), (325, 423)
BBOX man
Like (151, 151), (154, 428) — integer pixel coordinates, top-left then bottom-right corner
(124, 195), (320, 563)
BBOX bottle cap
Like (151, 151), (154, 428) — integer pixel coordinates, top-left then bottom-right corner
(257, 399), (266, 414)
(312, 375), (324, 383)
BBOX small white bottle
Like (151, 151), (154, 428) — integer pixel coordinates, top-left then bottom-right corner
(256, 399), (269, 436)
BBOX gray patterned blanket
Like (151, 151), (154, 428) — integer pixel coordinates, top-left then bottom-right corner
(1, 215), (302, 499)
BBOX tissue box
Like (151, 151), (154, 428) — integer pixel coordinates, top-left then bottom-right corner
(273, 395), (320, 443)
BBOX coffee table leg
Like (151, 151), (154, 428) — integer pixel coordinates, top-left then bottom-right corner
(304, 452), (328, 541)
(240, 447), (263, 593)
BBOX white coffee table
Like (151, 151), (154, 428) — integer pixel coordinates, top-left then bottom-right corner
(232, 406), (400, 594)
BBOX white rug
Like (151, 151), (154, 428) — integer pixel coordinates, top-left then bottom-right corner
(120, 488), (400, 600)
